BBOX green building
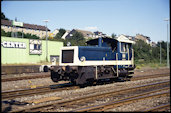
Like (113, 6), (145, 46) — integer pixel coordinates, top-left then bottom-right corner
(1, 36), (63, 64)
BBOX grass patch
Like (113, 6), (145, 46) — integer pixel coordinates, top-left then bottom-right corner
(135, 60), (167, 70)
(136, 65), (141, 69)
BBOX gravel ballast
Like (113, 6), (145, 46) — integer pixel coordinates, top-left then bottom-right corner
(2, 67), (170, 91)
(1, 67), (170, 112)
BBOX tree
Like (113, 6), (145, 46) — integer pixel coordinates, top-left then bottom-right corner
(1, 29), (6, 36)
(156, 41), (167, 51)
(111, 33), (117, 39)
(71, 31), (84, 40)
(133, 40), (152, 62)
(1, 29), (12, 37)
(156, 41), (169, 61)
(1, 12), (9, 20)
(65, 31), (86, 46)
(55, 28), (66, 39)
(132, 39), (170, 64)
(31, 34), (40, 39)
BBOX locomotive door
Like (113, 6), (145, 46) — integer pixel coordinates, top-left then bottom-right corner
(128, 43), (132, 60)
(121, 42), (128, 60)
(124, 44), (129, 60)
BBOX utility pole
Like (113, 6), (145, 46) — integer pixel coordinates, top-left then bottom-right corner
(160, 41), (162, 64)
(43, 20), (49, 62)
(164, 18), (170, 68)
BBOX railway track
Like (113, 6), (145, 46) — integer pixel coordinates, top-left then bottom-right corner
(2, 83), (79, 100)
(72, 89), (169, 112)
(1, 73), (50, 82)
(143, 103), (170, 112)
(10, 80), (170, 112)
(131, 73), (170, 81)
(1, 72), (170, 82)
(2, 73), (170, 100)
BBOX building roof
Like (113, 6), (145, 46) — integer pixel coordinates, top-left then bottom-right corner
(136, 34), (151, 41)
(94, 31), (102, 34)
(74, 29), (94, 36)
(1, 19), (50, 31)
(116, 34), (135, 43)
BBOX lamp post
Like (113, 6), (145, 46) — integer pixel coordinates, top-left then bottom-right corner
(159, 41), (162, 64)
(164, 18), (170, 68)
(43, 20), (49, 62)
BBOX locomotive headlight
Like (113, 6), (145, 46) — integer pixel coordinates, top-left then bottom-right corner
(80, 56), (86, 62)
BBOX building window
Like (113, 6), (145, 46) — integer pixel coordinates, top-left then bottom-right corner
(29, 39), (42, 54)
(34, 44), (41, 50)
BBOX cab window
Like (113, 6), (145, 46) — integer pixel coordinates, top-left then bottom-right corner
(121, 42), (128, 52)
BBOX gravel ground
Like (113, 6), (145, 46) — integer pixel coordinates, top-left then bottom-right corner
(1, 78), (68, 91)
(56, 89), (170, 112)
(10, 76), (169, 112)
(1, 67), (170, 112)
(134, 67), (170, 76)
(1, 72), (50, 79)
(14, 76), (169, 103)
(107, 94), (170, 112)
(1, 67), (170, 91)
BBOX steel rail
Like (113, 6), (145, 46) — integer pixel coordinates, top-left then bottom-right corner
(11, 80), (170, 112)
(131, 73), (170, 81)
(73, 89), (170, 112)
(2, 72), (169, 100)
(143, 103), (170, 112)
(1, 72), (170, 82)
(1, 74), (50, 82)
(2, 83), (77, 100)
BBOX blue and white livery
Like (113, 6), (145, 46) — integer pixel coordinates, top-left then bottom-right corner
(50, 37), (135, 85)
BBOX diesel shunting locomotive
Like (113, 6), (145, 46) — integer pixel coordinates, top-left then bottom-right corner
(49, 36), (135, 85)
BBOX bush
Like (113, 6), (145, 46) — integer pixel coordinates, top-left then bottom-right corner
(133, 40), (167, 65)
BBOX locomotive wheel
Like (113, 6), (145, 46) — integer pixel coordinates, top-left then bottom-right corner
(86, 78), (94, 86)
(79, 84), (87, 88)
(125, 75), (132, 81)
(116, 77), (126, 82)
(70, 79), (76, 85)
(43, 66), (49, 72)
(76, 66), (94, 85)
(109, 78), (116, 83)
(51, 71), (60, 82)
